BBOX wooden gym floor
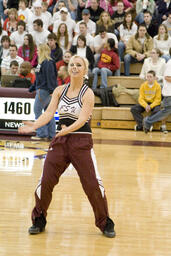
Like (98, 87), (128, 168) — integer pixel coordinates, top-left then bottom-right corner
(0, 128), (171, 256)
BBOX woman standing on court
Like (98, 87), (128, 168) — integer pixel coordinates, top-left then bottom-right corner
(30, 43), (57, 141)
(19, 55), (115, 238)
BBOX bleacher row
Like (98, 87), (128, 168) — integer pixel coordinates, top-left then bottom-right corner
(91, 64), (171, 131)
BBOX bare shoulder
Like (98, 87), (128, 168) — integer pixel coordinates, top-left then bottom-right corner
(53, 85), (65, 98)
(82, 87), (95, 105)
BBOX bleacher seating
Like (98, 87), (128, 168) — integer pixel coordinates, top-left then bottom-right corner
(92, 76), (171, 131)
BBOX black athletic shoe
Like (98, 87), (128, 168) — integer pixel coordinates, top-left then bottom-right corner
(28, 214), (46, 235)
(103, 217), (116, 238)
(134, 125), (143, 131)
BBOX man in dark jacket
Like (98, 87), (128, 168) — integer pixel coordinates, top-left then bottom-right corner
(47, 33), (63, 63)
(141, 11), (158, 38)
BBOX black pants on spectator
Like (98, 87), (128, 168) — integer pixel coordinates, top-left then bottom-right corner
(131, 104), (161, 128)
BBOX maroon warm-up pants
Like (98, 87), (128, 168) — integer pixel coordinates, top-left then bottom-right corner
(32, 133), (109, 232)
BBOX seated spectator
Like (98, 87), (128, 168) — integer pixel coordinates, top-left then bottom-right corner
(31, 19), (50, 46)
(0, 0), (8, 20)
(143, 53), (171, 133)
(92, 38), (120, 89)
(156, 0), (171, 24)
(76, 0), (87, 21)
(96, 11), (115, 35)
(47, 33), (63, 63)
(72, 22), (94, 52)
(53, 1), (71, 21)
(153, 24), (171, 62)
(163, 12), (171, 36)
(131, 70), (161, 131)
(70, 35), (94, 70)
(87, 0), (104, 23)
(86, 0), (109, 11)
(18, 0), (32, 25)
(75, 8), (96, 36)
(111, 1), (125, 32)
(53, 7), (76, 39)
(9, 60), (19, 75)
(118, 12), (137, 61)
(1, 44), (23, 74)
(3, 8), (18, 36)
(57, 65), (70, 86)
(135, 0), (156, 24)
(141, 10), (158, 38)
(56, 50), (72, 71)
(140, 48), (166, 84)
(10, 20), (27, 48)
(18, 33), (38, 67)
(66, 0), (78, 20)
(19, 61), (36, 84)
(27, 1), (50, 32)
(108, 0), (133, 17)
(0, 20), (8, 43)
(0, 35), (10, 67)
(94, 25), (118, 64)
(124, 24), (153, 76)
(56, 23), (72, 54)
(41, 1), (52, 29)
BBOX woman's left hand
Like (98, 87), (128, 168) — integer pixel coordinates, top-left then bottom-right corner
(55, 125), (68, 138)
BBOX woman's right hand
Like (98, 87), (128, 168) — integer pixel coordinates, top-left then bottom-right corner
(18, 121), (36, 134)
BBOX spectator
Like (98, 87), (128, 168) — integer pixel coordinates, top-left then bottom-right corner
(0, 35), (10, 68)
(75, 8), (96, 36)
(96, 11), (115, 35)
(1, 44), (23, 74)
(87, 0), (104, 23)
(3, 0), (19, 17)
(111, 1), (125, 30)
(19, 61), (36, 84)
(124, 24), (153, 76)
(57, 65), (70, 85)
(131, 70), (161, 131)
(56, 50), (72, 71)
(18, 33), (38, 67)
(31, 19), (50, 46)
(9, 60), (19, 74)
(153, 24), (171, 62)
(140, 48), (166, 84)
(118, 12), (137, 61)
(53, 7), (76, 39)
(143, 49), (171, 133)
(141, 11), (158, 38)
(72, 22), (94, 52)
(41, 1), (52, 29)
(76, 0), (87, 21)
(0, 0), (8, 20)
(108, 0), (133, 17)
(163, 12), (171, 36)
(53, 1), (71, 21)
(10, 20), (27, 48)
(70, 34), (95, 70)
(56, 23), (72, 54)
(67, 0), (78, 20)
(135, 0), (156, 24)
(0, 20), (8, 43)
(92, 38), (120, 89)
(94, 25), (118, 65)
(30, 44), (57, 141)
(18, 0), (32, 25)
(3, 8), (18, 36)
(47, 33), (63, 63)
(156, 0), (171, 24)
(86, 0), (109, 11)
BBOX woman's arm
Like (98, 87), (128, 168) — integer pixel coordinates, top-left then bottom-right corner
(18, 86), (64, 134)
(56, 88), (94, 137)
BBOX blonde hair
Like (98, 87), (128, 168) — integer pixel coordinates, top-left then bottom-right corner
(69, 55), (89, 76)
(38, 44), (51, 64)
(8, 8), (18, 20)
(157, 24), (169, 40)
(96, 11), (114, 27)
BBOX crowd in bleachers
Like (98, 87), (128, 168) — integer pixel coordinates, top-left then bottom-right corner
(0, 0), (170, 88)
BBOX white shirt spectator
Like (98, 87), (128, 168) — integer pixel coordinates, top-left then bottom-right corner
(53, 18), (76, 38)
(1, 55), (24, 71)
(119, 23), (137, 43)
(10, 31), (27, 48)
(72, 33), (94, 49)
(18, 8), (33, 25)
(74, 19), (96, 35)
(28, 13), (50, 32)
(43, 11), (52, 27)
(94, 32), (118, 49)
(0, 30), (8, 45)
(153, 36), (171, 56)
(31, 29), (50, 46)
(53, 11), (71, 22)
